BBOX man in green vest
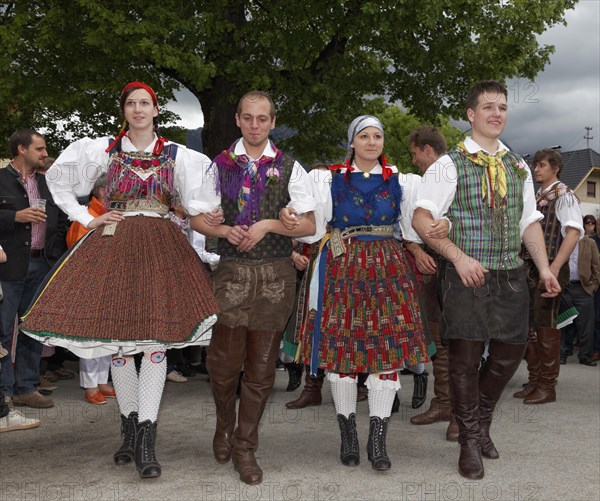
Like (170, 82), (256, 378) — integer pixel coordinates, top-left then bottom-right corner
(191, 91), (316, 486)
(412, 80), (560, 480)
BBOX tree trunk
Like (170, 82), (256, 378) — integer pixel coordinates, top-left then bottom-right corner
(198, 82), (240, 159)
(197, 2), (245, 159)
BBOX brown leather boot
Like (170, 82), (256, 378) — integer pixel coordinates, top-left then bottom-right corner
(446, 413), (459, 441)
(207, 324), (248, 464)
(524, 327), (560, 405)
(513, 331), (540, 398)
(286, 367), (325, 409)
(411, 323), (453, 424)
(232, 330), (282, 485)
(479, 340), (527, 459)
(449, 339), (486, 480)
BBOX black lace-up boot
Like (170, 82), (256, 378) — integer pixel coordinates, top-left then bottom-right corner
(114, 412), (137, 465)
(367, 416), (391, 471)
(336, 413), (360, 466)
(135, 420), (161, 478)
(411, 372), (429, 409)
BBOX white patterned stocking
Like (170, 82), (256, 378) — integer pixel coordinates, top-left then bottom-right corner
(328, 372), (357, 418)
(110, 355), (139, 416)
(138, 347), (167, 423)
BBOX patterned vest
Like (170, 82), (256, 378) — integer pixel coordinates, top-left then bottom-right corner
(217, 154), (295, 260)
(447, 148), (525, 270)
(536, 182), (578, 261)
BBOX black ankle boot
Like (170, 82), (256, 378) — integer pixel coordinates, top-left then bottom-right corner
(336, 413), (360, 467)
(411, 372), (428, 409)
(135, 420), (161, 478)
(285, 363), (303, 392)
(114, 412), (137, 465)
(367, 416), (391, 471)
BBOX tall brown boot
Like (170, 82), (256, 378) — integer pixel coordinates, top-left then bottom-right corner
(233, 330), (282, 485)
(446, 412), (459, 441)
(449, 339), (486, 480)
(206, 324), (248, 464)
(513, 330), (540, 398)
(446, 348), (459, 442)
(479, 340), (527, 459)
(524, 327), (560, 405)
(286, 367), (325, 409)
(411, 323), (453, 424)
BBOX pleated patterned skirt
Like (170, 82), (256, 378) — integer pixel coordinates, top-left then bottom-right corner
(300, 237), (433, 373)
(21, 216), (219, 358)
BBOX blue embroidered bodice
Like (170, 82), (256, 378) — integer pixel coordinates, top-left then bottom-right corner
(330, 172), (402, 231)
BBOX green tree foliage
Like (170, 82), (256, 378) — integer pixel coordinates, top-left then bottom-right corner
(365, 99), (464, 173)
(0, 0), (577, 160)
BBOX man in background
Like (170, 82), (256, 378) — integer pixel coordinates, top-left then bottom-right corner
(404, 125), (459, 441)
(0, 129), (68, 411)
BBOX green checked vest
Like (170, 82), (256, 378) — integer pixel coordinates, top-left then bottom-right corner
(447, 148), (526, 270)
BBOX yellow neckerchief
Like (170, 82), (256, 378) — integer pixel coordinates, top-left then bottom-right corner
(457, 141), (508, 208)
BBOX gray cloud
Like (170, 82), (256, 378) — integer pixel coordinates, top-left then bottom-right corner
(501, 1), (600, 155)
(168, 90), (204, 129)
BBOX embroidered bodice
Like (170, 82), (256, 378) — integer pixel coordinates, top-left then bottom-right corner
(330, 172), (402, 230)
(105, 149), (176, 208)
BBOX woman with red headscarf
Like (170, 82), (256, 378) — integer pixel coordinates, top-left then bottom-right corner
(21, 82), (220, 479)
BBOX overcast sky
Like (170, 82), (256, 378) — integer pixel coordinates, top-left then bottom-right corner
(168, 1), (600, 157)
(486, 0), (600, 156)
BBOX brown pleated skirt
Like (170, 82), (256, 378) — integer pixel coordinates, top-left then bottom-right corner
(22, 216), (219, 351)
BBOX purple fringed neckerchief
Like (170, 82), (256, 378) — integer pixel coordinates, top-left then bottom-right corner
(213, 139), (283, 226)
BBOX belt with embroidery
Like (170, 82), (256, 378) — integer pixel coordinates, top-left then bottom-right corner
(107, 199), (170, 215)
(102, 199), (170, 237)
(329, 224), (394, 258)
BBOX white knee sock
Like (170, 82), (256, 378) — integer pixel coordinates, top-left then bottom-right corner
(111, 355), (139, 416)
(367, 372), (401, 419)
(327, 372), (357, 418)
(138, 348), (167, 423)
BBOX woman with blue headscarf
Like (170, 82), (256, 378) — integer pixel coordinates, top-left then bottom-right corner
(284, 115), (432, 471)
